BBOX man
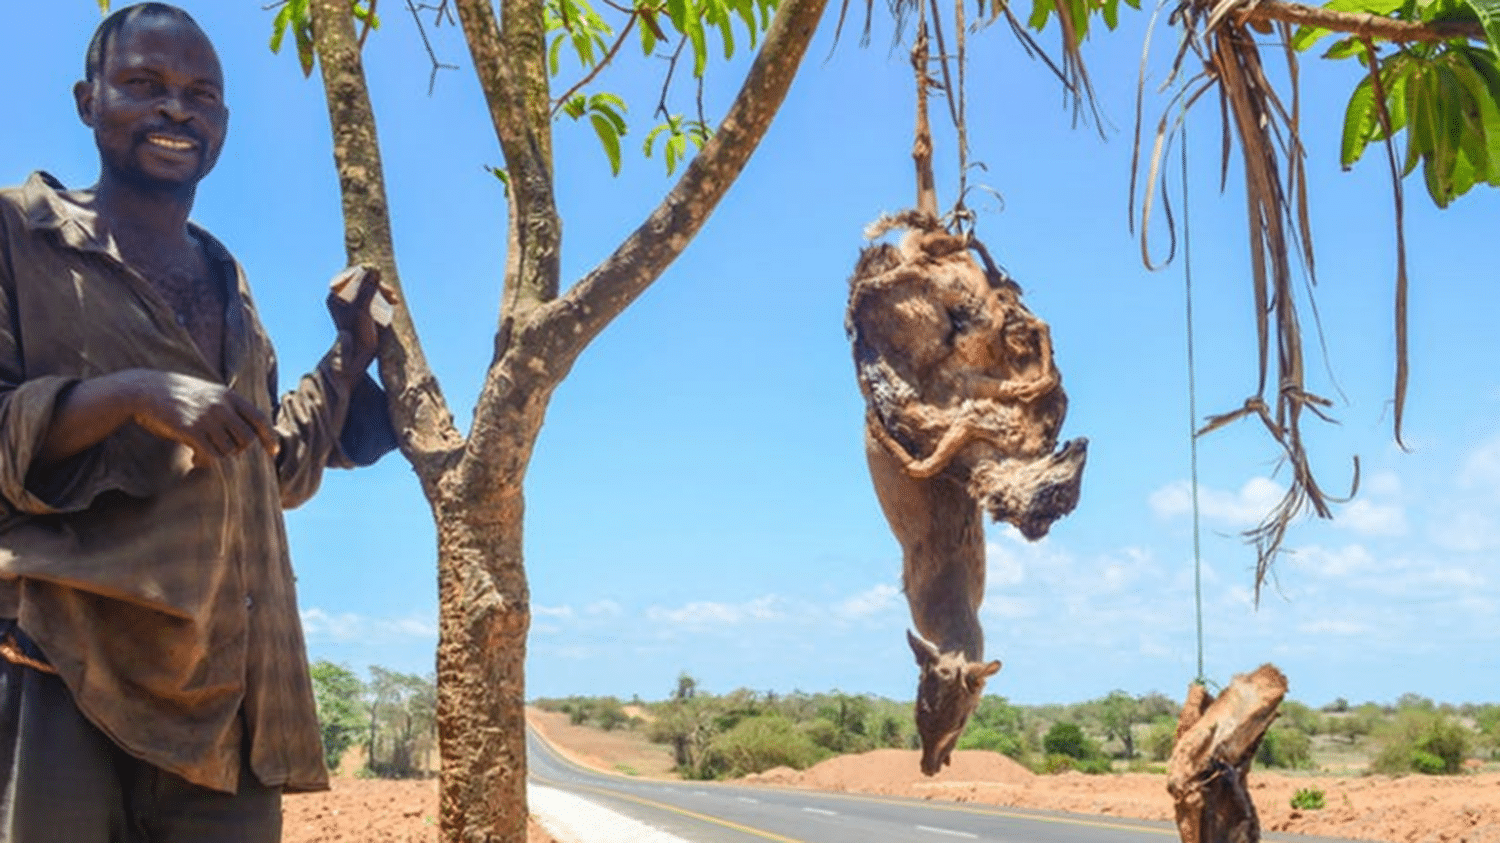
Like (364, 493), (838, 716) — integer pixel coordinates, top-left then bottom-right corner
(0, 4), (397, 841)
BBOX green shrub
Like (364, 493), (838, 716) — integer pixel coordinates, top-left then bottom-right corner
(958, 725), (1027, 760)
(1257, 727), (1313, 769)
(1370, 711), (1473, 775)
(695, 714), (830, 779)
(1043, 723), (1102, 760)
(1144, 721), (1177, 762)
(1290, 788), (1326, 810)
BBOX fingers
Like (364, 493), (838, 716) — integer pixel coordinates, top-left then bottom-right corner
(135, 373), (278, 466)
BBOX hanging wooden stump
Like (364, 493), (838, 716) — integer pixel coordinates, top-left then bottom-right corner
(1167, 664), (1288, 843)
(847, 214), (1088, 539)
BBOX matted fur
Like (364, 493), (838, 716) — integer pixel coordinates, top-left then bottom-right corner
(846, 214), (1086, 774)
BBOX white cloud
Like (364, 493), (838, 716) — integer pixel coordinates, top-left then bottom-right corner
(1458, 434), (1500, 492)
(534, 604), (575, 619)
(584, 600), (623, 618)
(1429, 508), (1500, 552)
(1337, 498), (1408, 536)
(1149, 477), (1284, 526)
(985, 540), (1027, 586)
(835, 584), (902, 619)
(300, 607), (436, 642)
(646, 596), (784, 626)
(1288, 543), (1374, 577)
(1298, 619), (1371, 636)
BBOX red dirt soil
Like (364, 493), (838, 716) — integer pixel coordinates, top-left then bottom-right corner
(282, 708), (1500, 843)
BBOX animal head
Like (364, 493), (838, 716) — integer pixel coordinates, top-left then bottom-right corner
(908, 630), (1001, 776)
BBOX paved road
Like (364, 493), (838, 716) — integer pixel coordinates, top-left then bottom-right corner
(527, 728), (1365, 843)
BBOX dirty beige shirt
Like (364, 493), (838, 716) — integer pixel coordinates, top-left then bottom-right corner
(0, 172), (390, 794)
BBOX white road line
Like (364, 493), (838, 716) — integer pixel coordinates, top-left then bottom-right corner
(528, 784), (694, 843)
(737, 796), (760, 803)
(916, 825), (978, 839)
(802, 807), (838, 816)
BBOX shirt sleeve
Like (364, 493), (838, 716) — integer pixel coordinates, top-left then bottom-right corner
(271, 343), (398, 510)
(0, 207), (106, 517)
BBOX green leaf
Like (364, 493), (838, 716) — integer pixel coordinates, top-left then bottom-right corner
(1326, 37), (1369, 60)
(734, 0), (760, 47)
(1341, 76), (1378, 168)
(549, 34), (567, 76)
(485, 165), (510, 198)
(1440, 59), (1489, 170)
(666, 132), (684, 173)
(562, 94), (588, 119)
(296, 26), (316, 78)
(1102, 0), (1121, 30)
(590, 113), (624, 175)
(667, 0), (690, 31)
(1029, 0), (1053, 31)
(270, 4), (293, 54)
(98, 0), (110, 13)
(687, 8), (709, 76)
(1458, 0), (1500, 55)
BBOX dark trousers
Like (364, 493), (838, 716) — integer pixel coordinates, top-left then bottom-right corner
(0, 626), (281, 843)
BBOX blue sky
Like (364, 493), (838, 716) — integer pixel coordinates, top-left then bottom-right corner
(4, 2), (1499, 709)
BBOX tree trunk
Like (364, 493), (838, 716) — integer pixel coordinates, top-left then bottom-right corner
(1167, 665), (1287, 843)
(433, 479), (532, 841)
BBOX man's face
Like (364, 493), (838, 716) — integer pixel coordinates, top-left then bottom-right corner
(75, 14), (228, 194)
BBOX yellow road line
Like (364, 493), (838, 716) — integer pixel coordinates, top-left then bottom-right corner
(532, 774), (811, 843)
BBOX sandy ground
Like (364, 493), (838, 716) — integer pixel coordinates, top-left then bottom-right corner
(282, 709), (1500, 842)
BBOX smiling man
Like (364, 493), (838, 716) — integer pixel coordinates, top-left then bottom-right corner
(0, 5), (396, 842)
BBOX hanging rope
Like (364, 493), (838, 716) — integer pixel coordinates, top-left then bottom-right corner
(1180, 118), (1206, 684)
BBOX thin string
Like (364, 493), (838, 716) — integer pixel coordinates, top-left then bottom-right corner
(1181, 117), (1206, 684)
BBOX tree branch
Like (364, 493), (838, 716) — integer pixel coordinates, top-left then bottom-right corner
(529, 0), (832, 375)
(1240, 0), (1484, 43)
(309, 0), (465, 490)
(552, 15), (638, 115)
(453, 0), (562, 322)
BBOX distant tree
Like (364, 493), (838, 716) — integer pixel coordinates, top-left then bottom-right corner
(1279, 700), (1324, 736)
(1397, 693), (1437, 713)
(1256, 726), (1314, 769)
(647, 675), (720, 775)
(1043, 722), (1100, 761)
(309, 660), (366, 772)
(1098, 691), (1142, 759)
(366, 666), (438, 777)
(1322, 697), (1350, 714)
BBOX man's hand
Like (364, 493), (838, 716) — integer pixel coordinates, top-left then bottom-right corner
(326, 265), (398, 374)
(36, 369), (277, 468)
(129, 372), (278, 467)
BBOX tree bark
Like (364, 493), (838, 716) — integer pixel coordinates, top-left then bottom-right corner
(309, 0), (464, 493)
(1167, 665), (1288, 843)
(1241, 0), (1484, 43)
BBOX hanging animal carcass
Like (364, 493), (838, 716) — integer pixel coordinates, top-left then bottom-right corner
(847, 213), (1087, 774)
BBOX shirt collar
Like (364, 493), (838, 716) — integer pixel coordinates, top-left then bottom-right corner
(16, 170), (237, 275)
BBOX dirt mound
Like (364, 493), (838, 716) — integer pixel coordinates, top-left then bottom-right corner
(785, 748), (1034, 793)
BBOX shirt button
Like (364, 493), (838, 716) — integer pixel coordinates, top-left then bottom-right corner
(245, 594), (254, 610)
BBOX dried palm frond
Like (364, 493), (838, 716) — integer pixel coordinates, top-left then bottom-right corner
(1134, 0), (1358, 602)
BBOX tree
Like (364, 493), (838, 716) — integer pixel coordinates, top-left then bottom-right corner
(366, 666), (438, 777)
(309, 660), (366, 773)
(299, 0), (828, 836)
(1098, 690), (1142, 759)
